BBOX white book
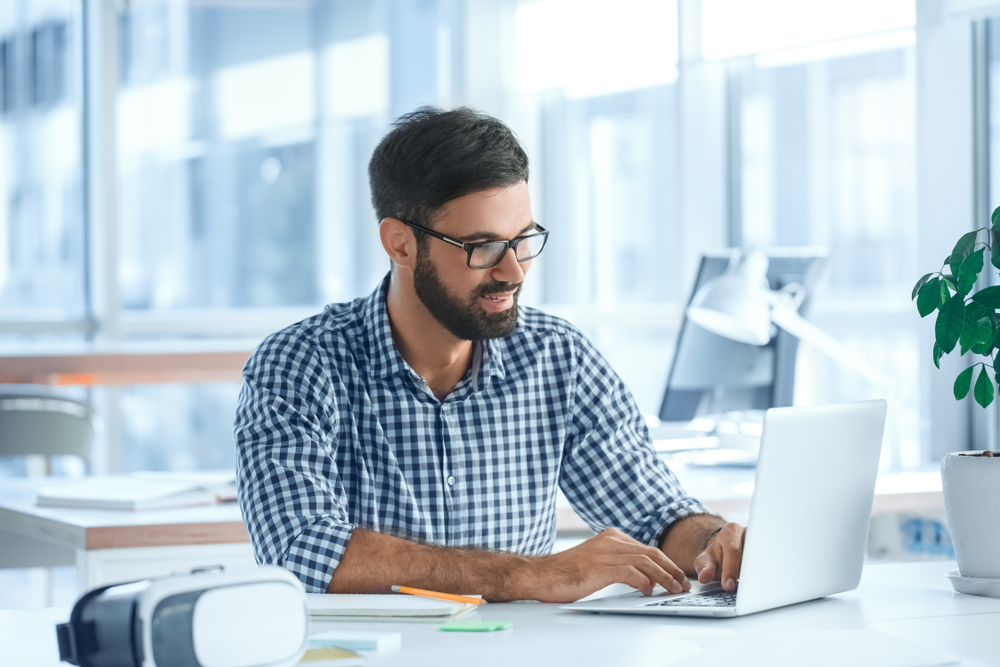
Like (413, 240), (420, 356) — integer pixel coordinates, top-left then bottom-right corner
(36, 476), (220, 511)
(306, 594), (478, 623)
(131, 470), (238, 502)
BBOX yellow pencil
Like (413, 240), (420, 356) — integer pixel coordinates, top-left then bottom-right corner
(391, 585), (487, 606)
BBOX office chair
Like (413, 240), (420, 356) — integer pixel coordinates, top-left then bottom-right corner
(0, 384), (94, 606)
(0, 384), (94, 474)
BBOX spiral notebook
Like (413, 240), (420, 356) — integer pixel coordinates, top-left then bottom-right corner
(306, 593), (479, 623)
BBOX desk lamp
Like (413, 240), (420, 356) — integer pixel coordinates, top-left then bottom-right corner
(685, 250), (898, 394)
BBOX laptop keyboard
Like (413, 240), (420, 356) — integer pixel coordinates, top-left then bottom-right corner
(644, 587), (738, 607)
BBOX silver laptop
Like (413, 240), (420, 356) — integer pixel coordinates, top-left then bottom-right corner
(563, 399), (887, 618)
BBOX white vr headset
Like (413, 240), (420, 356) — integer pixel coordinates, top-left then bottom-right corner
(56, 566), (309, 667)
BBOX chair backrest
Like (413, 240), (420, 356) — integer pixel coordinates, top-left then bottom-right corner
(0, 385), (94, 459)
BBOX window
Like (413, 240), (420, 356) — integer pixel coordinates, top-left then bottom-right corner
(0, 0), (85, 322)
(1, 0), (938, 473)
(116, 2), (390, 312)
(709, 0), (920, 467)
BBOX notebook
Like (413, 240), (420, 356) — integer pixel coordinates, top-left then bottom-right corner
(307, 593), (479, 623)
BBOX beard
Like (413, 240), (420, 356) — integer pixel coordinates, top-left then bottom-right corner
(412, 248), (521, 341)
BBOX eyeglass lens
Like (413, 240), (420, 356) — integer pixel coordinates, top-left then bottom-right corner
(469, 233), (547, 268)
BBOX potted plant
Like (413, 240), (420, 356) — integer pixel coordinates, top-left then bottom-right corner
(912, 206), (1000, 588)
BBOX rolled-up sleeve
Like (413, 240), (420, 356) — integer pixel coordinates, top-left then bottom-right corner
(234, 331), (356, 593)
(559, 335), (714, 547)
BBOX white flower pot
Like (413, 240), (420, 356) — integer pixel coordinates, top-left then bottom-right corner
(941, 451), (1000, 579)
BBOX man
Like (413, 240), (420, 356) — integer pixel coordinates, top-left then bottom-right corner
(235, 106), (745, 602)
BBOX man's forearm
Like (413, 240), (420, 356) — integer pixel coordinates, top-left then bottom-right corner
(660, 513), (727, 576)
(326, 528), (533, 600)
(326, 526), (697, 603)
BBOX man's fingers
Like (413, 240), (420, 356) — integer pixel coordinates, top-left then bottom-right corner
(617, 565), (655, 596)
(718, 527), (745, 590)
(624, 554), (683, 594)
(643, 546), (690, 591)
(598, 528), (690, 592)
(694, 552), (716, 584)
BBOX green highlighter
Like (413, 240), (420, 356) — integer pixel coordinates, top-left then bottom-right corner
(439, 621), (512, 632)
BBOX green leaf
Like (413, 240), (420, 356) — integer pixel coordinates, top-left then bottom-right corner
(972, 324), (996, 355)
(972, 285), (1000, 308)
(951, 231), (979, 277)
(912, 273), (935, 300)
(960, 317), (992, 355)
(936, 294), (966, 353)
(992, 230), (1000, 270)
(958, 248), (986, 295)
(933, 342), (944, 369)
(966, 302), (989, 321)
(992, 205), (1000, 229)
(975, 366), (995, 408)
(910, 273), (934, 301)
(916, 278), (942, 317)
(954, 366), (974, 399)
(943, 277), (957, 293)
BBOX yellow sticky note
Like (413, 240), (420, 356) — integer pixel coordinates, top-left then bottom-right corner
(298, 647), (364, 665)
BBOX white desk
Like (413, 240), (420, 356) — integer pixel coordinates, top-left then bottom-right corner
(0, 478), (256, 592)
(3, 561), (998, 666)
(2, 468), (945, 593)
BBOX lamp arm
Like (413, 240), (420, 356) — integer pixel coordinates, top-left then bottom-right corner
(770, 305), (900, 395)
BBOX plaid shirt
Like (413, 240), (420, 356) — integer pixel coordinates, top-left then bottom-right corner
(235, 275), (710, 593)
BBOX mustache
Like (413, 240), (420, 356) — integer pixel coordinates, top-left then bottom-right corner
(475, 281), (522, 298)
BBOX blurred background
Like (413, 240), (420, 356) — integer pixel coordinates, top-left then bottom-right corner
(0, 0), (997, 605)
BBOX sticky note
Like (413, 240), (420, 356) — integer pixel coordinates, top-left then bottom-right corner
(298, 647), (364, 665)
(439, 621), (512, 632)
(309, 630), (401, 651)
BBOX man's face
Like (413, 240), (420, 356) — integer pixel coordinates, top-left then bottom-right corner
(412, 182), (535, 341)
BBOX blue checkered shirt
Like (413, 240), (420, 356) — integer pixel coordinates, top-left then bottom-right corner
(235, 276), (711, 593)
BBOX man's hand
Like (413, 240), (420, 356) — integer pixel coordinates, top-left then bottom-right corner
(692, 522), (746, 591)
(521, 528), (691, 603)
(328, 523), (738, 604)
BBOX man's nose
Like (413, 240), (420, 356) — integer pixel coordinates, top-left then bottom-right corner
(489, 246), (527, 284)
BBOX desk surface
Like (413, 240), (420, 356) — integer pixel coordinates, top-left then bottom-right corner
(3, 561), (998, 667)
(0, 468), (943, 550)
(0, 478), (248, 549)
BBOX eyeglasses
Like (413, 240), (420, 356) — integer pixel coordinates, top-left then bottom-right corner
(400, 219), (549, 269)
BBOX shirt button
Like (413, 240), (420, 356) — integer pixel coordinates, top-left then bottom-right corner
(447, 475), (456, 486)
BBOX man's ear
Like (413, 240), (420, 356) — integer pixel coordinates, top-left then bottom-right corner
(379, 218), (417, 270)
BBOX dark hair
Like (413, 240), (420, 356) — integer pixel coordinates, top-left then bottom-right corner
(368, 106), (529, 231)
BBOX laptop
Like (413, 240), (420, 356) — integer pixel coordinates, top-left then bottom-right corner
(562, 399), (887, 618)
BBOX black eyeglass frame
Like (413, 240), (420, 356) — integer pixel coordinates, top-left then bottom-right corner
(399, 219), (549, 269)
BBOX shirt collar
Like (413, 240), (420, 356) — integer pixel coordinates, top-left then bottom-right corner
(366, 275), (414, 381)
(364, 272), (509, 386)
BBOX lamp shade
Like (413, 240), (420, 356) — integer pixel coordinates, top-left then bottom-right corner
(686, 251), (772, 346)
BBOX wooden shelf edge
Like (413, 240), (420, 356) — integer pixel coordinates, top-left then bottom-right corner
(85, 522), (251, 550)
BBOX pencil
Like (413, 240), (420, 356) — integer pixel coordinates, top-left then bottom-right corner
(391, 585), (487, 606)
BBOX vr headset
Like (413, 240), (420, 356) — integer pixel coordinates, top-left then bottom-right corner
(56, 566), (309, 667)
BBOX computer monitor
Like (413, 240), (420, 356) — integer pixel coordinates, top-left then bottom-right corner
(658, 248), (828, 422)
